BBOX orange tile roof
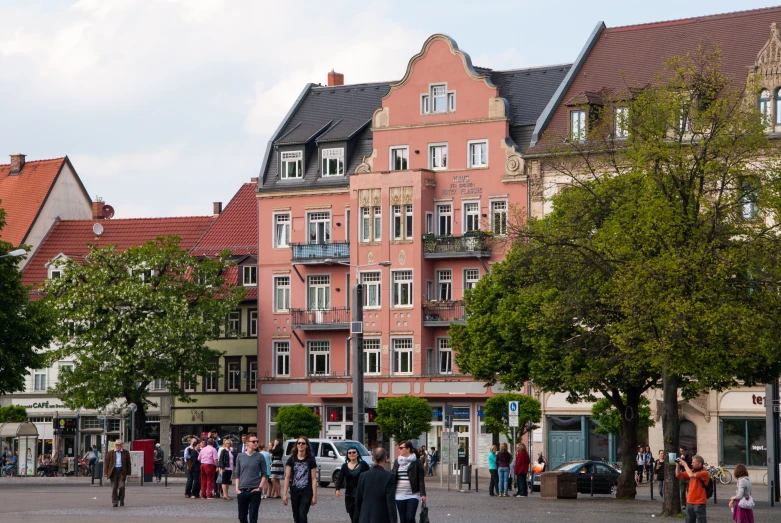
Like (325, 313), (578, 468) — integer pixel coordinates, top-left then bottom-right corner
(190, 183), (258, 257)
(22, 216), (216, 291)
(0, 157), (67, 247)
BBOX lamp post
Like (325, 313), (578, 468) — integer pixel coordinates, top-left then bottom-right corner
(324, 258), (391, 446)
(0, 248), (26, 260)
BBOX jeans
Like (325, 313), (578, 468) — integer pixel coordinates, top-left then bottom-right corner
(680, 479), (689, 508)
(237, 489), (262, 523)
(658, 478), (664, 497)
(185, 468), (194, 496)
(290, 488), (313, 523)
(396, 498), (420, 523)
(498, 467), (510, 494)
(685, 503), (707, 523)
(153, 462), (162, 481)
(517, 473), (528, 496)
(200, 463), (216, 498)
(428, 461), (436, 476)
(489, 469), (499, 495)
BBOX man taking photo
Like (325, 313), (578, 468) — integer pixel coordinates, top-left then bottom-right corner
(675, 454), (710, 523)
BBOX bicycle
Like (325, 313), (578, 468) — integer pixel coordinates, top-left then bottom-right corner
(77, 458), (90, 477)
(763, 471), (768, 486)
(166, 455), (184, 475)
(705, 462), (733, 485)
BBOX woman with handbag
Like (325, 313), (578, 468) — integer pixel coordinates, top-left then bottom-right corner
(728, 464), (754, 523)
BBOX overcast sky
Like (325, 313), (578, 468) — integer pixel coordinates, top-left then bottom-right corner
(0, 0), (774, 217)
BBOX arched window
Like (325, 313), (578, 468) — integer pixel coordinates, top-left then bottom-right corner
(680, 419), (697, 456)
(775, 88), (781, 125)
(759, 89), (771, 125)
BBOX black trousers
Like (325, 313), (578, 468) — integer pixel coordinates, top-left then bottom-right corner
(290, 488), (313, 523)
(237, 489), (262, 523)
(345, 495), (357, 523)
(489, 469), (499, 495)
(191, 468), (201, 497)
(517, 473), (528, 496)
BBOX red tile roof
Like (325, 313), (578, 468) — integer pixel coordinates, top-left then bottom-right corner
(22, 216), (216, 290)
(0, 157), (67, 247)
(190, 183), (258, 257)
(531, 5), (781, 150)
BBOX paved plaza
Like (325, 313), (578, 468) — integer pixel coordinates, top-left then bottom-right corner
(0, 476), (779, 523)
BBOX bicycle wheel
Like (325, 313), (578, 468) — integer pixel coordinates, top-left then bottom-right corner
(763, 472), (768, 486)
(166, 462), (175, 475)
(719, 469), (732, 485)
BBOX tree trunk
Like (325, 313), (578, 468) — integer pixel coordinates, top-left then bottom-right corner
(661, 371), (681, 517)
(615, 390), (641, 499)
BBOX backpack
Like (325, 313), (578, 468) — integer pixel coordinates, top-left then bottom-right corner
(698, 475), (714, 499)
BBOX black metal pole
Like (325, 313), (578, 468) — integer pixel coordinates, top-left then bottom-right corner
(351, 284), (365, 446)
(650, 470), (653, 500)
(164, 466), (167, 487)
(475, 468), (479, 493)
(591, 473), (593, 497)
(713, 475), (717, 504)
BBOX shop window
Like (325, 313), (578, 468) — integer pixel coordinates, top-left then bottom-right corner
(327, 407), (344, 422)
(722, 418), (766, 467)
(680, 419), (697, 456)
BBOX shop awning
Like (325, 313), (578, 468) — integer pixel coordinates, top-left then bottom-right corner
(0, 422), (39, 438)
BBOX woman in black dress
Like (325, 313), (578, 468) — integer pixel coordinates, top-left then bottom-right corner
(335, 447), (371, 523)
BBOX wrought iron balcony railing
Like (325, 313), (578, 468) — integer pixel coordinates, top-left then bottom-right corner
(291, 242), (350, 263)
(422, 301), (466, 326)
(291, 307), (351, 330)
(422, 234), (490, 257)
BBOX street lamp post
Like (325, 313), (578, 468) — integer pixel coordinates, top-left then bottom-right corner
(0, 248), (26, 260)
(324, 258), (391, 446)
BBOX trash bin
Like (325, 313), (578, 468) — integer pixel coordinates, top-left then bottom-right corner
(460, 465), (472, 487)
(93, 461), (103, 480)
(540, 471), (578, 499)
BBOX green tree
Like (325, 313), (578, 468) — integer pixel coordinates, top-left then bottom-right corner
(483, 393), (541, 439)
(274, 405), (321, 440)
(0, 405), (27, 423)
(0, 206), (54, 395)
(452, 49), (781, 508)
(45, 235), (244, 440)
(375, 396), (432, 443)
(590, 396), (654, 436)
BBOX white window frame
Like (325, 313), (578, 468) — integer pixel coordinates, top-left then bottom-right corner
(321, 147), (345, 176)
(760, 90), (772, 126)
(308, 340), (330, 376)
(438, 338), (453, 375)
(391, 204), (413, 241)
(463, 268), (480, 296)
(425, 212), (434, 235)
(570, 110), (586, 142)
(490, 200), (508, 237)
(436, 203), (452, 236)
(248, 309), (258, 337)
(33, 369), (47, 391)
(404, 204), (413, 240)
(429, 143), (448, 170)
(243, 265), (257, 286)
(361, 207), (371, 242)
(273, 213), (291, 248)
(392, 270), (413, 307)
(205, 363), (218, 392)
(373, 207), (382, 242)
(307, 275), (331, 310)
(363, 338), (381, 375)
(390, 146), (409, 171)
(614, 107), (629, 139)
(392, 338), (413, 375)
(273, 275), (290, 312)
(274, 341), (290, 377)
(249, 361), (258, 391)
(307, 211), (331, 245)
(426, 280), (434, 301)
(463, 202), (480, 233)
(468, 140), (488, 168)
(226, 310), (240, 336)
(280, 150), (303, 179)
(361, 271), (381, 309)
(437, 269), (452, 302)
(184, 377), (197, 392)
(49, 269), (62, 279)
(227, 361), (241, 391)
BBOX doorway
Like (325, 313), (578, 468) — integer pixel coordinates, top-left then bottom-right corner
(548, 432), (583, 470)
(454, 424), (470, 467)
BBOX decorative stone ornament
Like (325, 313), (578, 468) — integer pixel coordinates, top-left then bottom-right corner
(500, 138), (524, 179)
(355, 150), (376, 174)
(398, 250), (406, 265)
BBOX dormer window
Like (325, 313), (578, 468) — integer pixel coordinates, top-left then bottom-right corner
(614, 107), (629, 138)
(421, 83), (455, 114)
(281, 150), (303, 179)
(321, 148), (344, 176)
(50, 269), (62, 279)
(759, 90), (771, 126)
(570, 110), (586, 141)
(243, 265), (257, 286)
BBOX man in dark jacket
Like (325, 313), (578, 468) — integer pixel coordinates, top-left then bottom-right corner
(355, 448), (397, 523)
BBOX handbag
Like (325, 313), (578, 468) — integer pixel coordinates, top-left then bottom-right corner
(738, 495), (755, 510)
(419, 502), (430, 523)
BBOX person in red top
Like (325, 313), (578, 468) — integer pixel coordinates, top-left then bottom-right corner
(513, 443), (530, 497)
(675, 454), (710, 523)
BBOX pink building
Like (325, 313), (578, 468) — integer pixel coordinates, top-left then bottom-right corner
(256, 34), (570, 463)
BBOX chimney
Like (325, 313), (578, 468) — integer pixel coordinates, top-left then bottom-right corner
(9, 154), (26, 175)
(327, 70), (344, 86)
(92, 201), (105, 219)
(250, 177), (258, 184)
(213, 202), (222, 216)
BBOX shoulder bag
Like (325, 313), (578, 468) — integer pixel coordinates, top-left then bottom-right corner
(419, 501), (430, 523)
(737, 479), (755, 510)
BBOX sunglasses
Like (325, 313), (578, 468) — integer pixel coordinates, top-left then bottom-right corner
(248, 440), (258, 443)
(348, 451), (358, 454)
(297, 442), (308, 446)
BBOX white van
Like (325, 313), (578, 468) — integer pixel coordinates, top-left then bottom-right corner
(283, 439), (372, 487)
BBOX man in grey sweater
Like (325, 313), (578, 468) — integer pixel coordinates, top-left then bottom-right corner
(233, 433), (268, 523)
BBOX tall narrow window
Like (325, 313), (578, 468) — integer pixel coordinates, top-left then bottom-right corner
(308, 341), (330, 376)
(432, 85), (447, 113)
(393, 338), (413, 375)
(464, 202), (480, 233)
(373, 207), (382, 242)
(426, 213), (434, 235)
(307, 212), (331, 244)
(392, 205), (402, 240)
(437, 270), (452, 301)
(243, 265), (257, 286)
(390, 147), (409, 171)
(274, 341), (290, 377)
(429, 144), (448, 170)
(274, 213), (291, 248)
(491, 200), (508, 236)
(464, 269), (480, 296)
(226, 310), (240, 337)
(438, 338), (453, 375)
(468, 141), (488, 168)
(321, 148), (345, 176)
(227, 361), (240, 391)
(308, 275), (331, 310)
(248, 309), (258, 337)
(363, 339), (381, 375)
(273, 276), (290, 312)
(775, 89), (781, 125)
(204, 363), (218, 392)
(392, 204), (413, 240)
(248, 361), (258, 390)
(361, 271), (381, 308)
(741, 180), (759, 220)
(281, 151), (303, 179)
(405, 204), (413, 240)
(437, 204), (452, 236)
(759, 89), (772, 126)
(392, 270), (413, 307)
(614, 107), (629, 138)
(34, 369), (47, 391)
(570, 110), (586, 141)
(361, 207), (371, 242)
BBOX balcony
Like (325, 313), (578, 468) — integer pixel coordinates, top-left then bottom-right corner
(423, 301), (466, 327)
(422, 234), (490, 258)
(291, 242), (350, 264)
(291, 307), (351, 330)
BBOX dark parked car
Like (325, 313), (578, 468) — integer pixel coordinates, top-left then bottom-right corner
(532, 460), (619, 494)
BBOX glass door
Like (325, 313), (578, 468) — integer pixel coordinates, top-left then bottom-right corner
(454, 423), (470, 467)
